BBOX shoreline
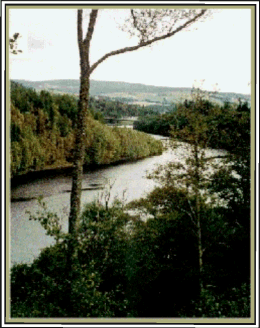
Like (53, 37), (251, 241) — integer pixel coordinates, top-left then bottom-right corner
(10, 151), (163, 189)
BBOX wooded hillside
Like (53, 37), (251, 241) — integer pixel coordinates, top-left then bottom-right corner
(10, 81), (163, 178)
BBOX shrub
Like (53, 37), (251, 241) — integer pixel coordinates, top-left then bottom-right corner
(190, 283), (251, 318)
(11, 200), (131, 317)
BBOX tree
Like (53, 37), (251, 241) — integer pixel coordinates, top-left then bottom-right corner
(148, 88), (229, 296)
(69, 8), (210, 240)
(9, 33), (22, 54)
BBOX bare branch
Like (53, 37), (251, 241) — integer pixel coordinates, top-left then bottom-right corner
(90, 9), (207, 75)
(130, 9), (143, 41)
(123, 9), (210, 42)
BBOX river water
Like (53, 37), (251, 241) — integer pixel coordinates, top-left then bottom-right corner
(10, 134), (225, 266)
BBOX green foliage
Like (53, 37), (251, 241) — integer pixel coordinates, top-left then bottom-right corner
(26, 197), (65, 242)
(11, 200), (131, 317)
(52, 93), (78, 125)
(10, 141), (22, 176)
(126, 193), (200, 316)
(190, 283), (250, 318)
(82, 117), (162, 166)
(9, 33), (23, 54)
(126, 182), (250, 316)
(10, 257), (118, 317)
(10, 82), (163, 177)
(89, 97), (140, 118)
(128, 88), (251, 316)
(10, 122), (21, 142)
(11, 188), (250, 318)
(134, 91), (250, 154)
(134, 112), (176, 136)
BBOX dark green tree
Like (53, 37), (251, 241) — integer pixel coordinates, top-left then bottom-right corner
(149, 88), (228, 295)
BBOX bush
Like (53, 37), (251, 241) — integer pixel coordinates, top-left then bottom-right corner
(10, 201), (131, 317)
(189, 283), (250, 318)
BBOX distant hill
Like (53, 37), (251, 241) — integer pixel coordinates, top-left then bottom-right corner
(12, 79), (191, 95)
(12, 79), (251, 106)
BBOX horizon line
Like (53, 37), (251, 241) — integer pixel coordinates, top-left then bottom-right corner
(11, 78), (251, 96)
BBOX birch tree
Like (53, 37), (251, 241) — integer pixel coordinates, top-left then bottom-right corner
(69, 8), (210, 237)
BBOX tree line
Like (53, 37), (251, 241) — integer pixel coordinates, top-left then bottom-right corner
(10, 81), (163, 178)
(89, 96), (162, 118)
(134, 95), (250, 152)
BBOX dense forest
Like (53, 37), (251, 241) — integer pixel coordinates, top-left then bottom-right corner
(10, 81), (163, 178)
(10, 85), (251, 318)
(88, 96), (165, 118)
(134, 96), (250, 151)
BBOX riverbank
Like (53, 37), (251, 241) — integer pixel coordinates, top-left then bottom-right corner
(11, 150), (164, 191)
(11, 115), (163, 178)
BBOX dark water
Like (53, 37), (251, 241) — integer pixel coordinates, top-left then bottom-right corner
(10, 136), (225, 265)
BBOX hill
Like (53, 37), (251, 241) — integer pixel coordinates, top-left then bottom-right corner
(12, 79), (251, 106)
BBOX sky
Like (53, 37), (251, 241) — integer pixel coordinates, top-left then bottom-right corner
(8, 7), (252, 94)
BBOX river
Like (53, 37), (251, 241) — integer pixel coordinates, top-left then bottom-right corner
(10, 135), (225, 266)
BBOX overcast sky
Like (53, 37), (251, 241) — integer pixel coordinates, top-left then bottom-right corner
(9, 7), (252, 94)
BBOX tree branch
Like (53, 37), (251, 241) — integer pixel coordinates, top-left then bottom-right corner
(178, 206), (197, 228)
(89, 9), (207, 75)
(84, 9), (98, 48)
(130, 9), (146, 43)
(131, 9), (141, 35)
(187, 198), (197, 223)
